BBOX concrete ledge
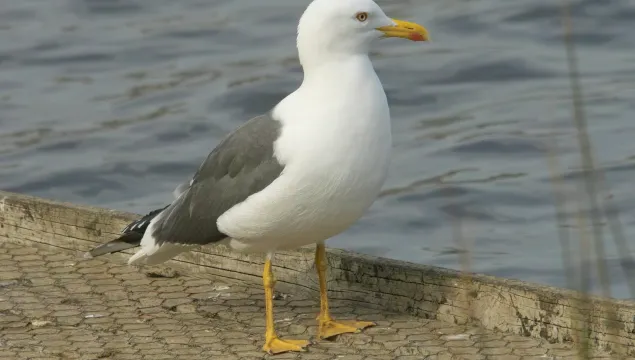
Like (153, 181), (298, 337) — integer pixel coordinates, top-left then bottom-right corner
(0, 190), (634, 356)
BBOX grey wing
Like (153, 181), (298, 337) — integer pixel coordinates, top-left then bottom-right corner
(151, 113), (284, 246)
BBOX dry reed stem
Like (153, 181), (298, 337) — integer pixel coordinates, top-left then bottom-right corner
(559, 0), (627, 356)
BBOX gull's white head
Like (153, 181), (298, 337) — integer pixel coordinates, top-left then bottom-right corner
(297, 0), (428, 67)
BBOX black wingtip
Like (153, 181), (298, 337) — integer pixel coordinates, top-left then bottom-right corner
(84, 232), (143, 258)
(85, 205), (169, 259)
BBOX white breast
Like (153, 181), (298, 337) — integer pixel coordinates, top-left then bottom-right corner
(218, 56), (392, 252)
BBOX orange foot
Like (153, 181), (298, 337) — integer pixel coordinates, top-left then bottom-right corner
(262, 337), (311, 354)
(317, 318), (375, 339)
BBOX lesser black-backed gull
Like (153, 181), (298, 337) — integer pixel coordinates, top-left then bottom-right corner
(87, 0), (429, 354)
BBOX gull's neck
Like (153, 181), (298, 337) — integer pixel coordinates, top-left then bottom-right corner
(299, 53), (376, 90)
(273, 50), (389, 137)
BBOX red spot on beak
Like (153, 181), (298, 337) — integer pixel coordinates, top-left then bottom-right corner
(408, 32), (426, 42)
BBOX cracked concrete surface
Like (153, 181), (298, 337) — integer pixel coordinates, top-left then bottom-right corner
(0, 241), (623, 360)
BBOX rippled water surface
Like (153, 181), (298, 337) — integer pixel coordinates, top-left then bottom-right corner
(2, 0), (635, 298)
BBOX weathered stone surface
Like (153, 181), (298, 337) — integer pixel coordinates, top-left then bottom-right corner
(0, 242), (590, 360)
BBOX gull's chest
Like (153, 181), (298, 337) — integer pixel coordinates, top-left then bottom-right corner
(280, 92), (390, 180)
(277, 74), (391, 167)
(275, 85), (392, 216)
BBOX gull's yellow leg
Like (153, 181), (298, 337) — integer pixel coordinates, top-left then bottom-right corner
(262, 254), (311, 354)
(315, 242), (375, 339)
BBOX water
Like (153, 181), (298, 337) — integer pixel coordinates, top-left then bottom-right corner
(1, 0), (634, 299)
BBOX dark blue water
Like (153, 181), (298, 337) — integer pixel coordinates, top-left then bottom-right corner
(1, 0), (634, 298)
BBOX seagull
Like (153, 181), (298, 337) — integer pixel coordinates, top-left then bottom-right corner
(86, 0), (428, 354)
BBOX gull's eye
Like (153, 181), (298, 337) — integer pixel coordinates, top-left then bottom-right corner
(355, 12), (368, 22)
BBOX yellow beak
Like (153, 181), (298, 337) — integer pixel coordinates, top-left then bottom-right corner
(376, 19), (429, 42)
